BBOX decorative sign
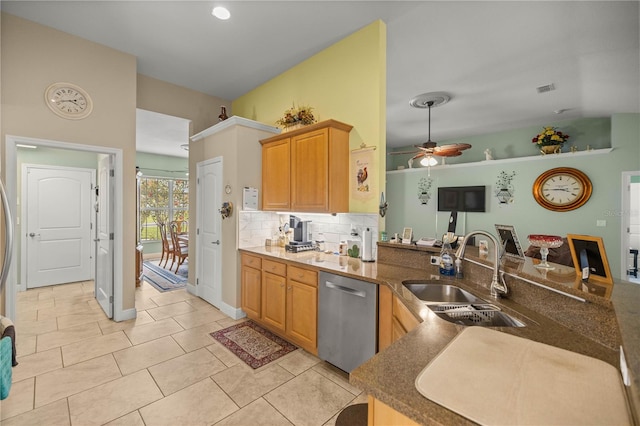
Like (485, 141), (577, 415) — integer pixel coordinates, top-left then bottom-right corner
(351, 144), (375, 202)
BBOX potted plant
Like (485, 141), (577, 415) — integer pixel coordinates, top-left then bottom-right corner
(532, 126), (570, 154)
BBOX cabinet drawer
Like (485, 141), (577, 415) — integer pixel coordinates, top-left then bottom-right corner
(392, 295), (420, 334)
(263, 259), (287, 276)
(288, 266), (317, 287)
(242, 253), (262, 269)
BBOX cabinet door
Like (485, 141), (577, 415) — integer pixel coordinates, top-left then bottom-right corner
(241, 265), (261, 319)
(286, 279), (318, 354)
(262, 138), (291, 211)
(290, 128), (329, 211)
(262, 271), (287, 332)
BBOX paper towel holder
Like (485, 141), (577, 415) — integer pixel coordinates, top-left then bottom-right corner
(361, 227), (376, 262)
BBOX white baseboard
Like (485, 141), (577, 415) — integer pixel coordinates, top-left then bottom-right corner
(186, 283), (197, 295)
(218, 302), (246, 320)
(114, 307), (137, 322)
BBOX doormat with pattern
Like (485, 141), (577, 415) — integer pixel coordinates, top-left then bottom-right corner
(210, 321), (298, 369)
(142, 260), (187, 292)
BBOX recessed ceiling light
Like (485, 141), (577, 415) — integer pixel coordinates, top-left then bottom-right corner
(212, 6), (230, 20)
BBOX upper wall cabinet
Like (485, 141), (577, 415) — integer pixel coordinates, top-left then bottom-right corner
(260, 120), (353, 213)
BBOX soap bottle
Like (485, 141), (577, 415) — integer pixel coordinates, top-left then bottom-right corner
(455, 258), (464, 279)
(439, 241), (455, 276)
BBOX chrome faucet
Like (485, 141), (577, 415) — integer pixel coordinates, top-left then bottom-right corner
(455, 230), (508, 298)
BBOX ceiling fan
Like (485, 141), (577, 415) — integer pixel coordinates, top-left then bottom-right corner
(390, 92), (472, 167)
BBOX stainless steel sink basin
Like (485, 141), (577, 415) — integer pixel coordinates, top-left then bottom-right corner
(402, 281), (526, 327)
(402, 281), (486, 304)
(429, 304), (526, 327)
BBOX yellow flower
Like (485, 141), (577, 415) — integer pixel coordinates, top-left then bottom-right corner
(551, 135), (560, 141)
(545, 130), (554, 135)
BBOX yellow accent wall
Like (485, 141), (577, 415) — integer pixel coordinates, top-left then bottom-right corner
(232, 20), (386, 214)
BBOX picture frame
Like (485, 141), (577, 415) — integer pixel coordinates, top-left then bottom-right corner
(402, 227), (413, 244)
(495, 224), (525, 260)
(566, 234), (613, 284)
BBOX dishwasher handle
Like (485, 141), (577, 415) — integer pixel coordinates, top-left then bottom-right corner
(325, 281), (366, 298)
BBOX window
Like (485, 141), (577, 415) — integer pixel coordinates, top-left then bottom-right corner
(139, 177), (189, 241)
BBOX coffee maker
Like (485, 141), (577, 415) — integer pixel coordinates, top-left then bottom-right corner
(285, 215), (314, 252)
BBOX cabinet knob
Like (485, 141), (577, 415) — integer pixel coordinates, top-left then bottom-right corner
(280, 283), (285, 288)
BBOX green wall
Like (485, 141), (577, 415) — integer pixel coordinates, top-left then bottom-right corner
(232, 20), (386, 214)
(385, 113), (639, 279)
(136, 151), (188, 255)
(388, 117), (612, 170)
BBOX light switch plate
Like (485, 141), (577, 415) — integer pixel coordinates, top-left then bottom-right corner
(596, 220), (606, 227)
(430, 256), (441, 265)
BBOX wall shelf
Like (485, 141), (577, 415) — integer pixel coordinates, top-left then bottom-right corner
(387, 148), (613, 174)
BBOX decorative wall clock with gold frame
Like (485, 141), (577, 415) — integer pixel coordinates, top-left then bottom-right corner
(532, 167), (592, 211)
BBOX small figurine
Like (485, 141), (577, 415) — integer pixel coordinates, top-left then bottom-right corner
(484, 148), (493, 160)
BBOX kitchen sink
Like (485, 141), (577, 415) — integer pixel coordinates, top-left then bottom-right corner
(402, 281), (486, 304)
(429, 304), (526, 327)
(402, 281), (526, 327)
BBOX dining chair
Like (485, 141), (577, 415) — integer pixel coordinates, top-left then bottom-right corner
(159, 222), (174, 268)
(170, 221), (188, 273)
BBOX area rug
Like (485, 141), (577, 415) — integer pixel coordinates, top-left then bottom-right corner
(142, 260), (188, 292)
(210, 321), (297, 369)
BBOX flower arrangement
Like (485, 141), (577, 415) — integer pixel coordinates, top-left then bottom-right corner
(275, 103), (316, 129)
(532, 126), (570, 147)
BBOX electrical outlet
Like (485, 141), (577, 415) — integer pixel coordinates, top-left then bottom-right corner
(596, 220), (607, 227)
(430, 256), (441, 265)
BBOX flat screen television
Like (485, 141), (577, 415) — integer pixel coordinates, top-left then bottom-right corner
(437, 185), (486, 212)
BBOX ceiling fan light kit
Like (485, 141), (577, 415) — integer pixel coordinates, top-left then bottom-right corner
(391, 91), (472, 171)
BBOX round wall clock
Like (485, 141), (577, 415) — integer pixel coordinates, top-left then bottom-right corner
(44, 82), (93, 119)
(532, 167), (592, 211)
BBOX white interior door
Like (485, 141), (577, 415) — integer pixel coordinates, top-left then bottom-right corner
(95, 155), (114, 317)
(622, 171), (640, 283)
(25, 165), (93, 288)
(197, 158), (222, 308)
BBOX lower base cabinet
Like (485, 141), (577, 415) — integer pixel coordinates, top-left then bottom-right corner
(240, 253), (318, 354)
(378, 285), (420, 351)
(368, 396), (420, 426)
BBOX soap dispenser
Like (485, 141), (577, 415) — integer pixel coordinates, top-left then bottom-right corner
(439, 241), (455, 276)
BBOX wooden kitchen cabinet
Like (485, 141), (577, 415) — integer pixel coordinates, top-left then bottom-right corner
(286, 266), (318, 354)
(262, 270), (287, 333)
(378, 285), (420, 351)
(240, 253), (319, 354)
(241, 253), (262, 319)
(260, 119), (352, 213)
(261, 138), (291, 211)
(368, 396), (420, 426)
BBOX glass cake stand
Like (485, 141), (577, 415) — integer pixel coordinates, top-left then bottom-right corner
(527, 235), (563, 269)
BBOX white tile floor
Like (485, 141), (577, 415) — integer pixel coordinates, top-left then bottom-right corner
(2, 278), (366, 425)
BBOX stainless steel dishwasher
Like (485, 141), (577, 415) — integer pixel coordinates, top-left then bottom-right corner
(318, 271), (377, 373)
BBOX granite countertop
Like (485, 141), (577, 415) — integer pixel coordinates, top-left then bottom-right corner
(239, 245), (640, 424)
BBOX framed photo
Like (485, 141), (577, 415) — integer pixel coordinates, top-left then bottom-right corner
(566, 234), (613, 284)
(495, 224), (525, 260)
(402, 227), (413, 244)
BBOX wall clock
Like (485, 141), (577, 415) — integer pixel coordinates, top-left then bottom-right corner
(532, 167), (592, 211)
(44, 82), (93, 119)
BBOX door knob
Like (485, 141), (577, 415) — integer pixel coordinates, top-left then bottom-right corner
(212, 240), (220, 245)
(29, 232), (40, 237)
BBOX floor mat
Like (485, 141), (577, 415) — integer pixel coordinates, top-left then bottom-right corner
(210, 321), (297, 369)
(142, 260), (187, 292)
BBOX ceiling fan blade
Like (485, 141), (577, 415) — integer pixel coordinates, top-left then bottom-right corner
(388, 150), (421, 155)
(410, 152), (426, 161)
(434, 150), (463, 157)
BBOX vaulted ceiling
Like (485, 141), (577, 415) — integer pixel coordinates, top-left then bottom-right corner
(4, 1), (639, 156)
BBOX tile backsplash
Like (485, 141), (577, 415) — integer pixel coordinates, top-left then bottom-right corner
(238, 211), (379, 256)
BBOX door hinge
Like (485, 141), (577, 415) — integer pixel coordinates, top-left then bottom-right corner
(197, 228), (200, 235)
(196, 278), (199, 285)
(109, 169), (115, 177)
(90, 223), (93, 230)
(109, 295), (113, 303)
(109, 233), (114, 240)
(95, 186), (99, 196)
